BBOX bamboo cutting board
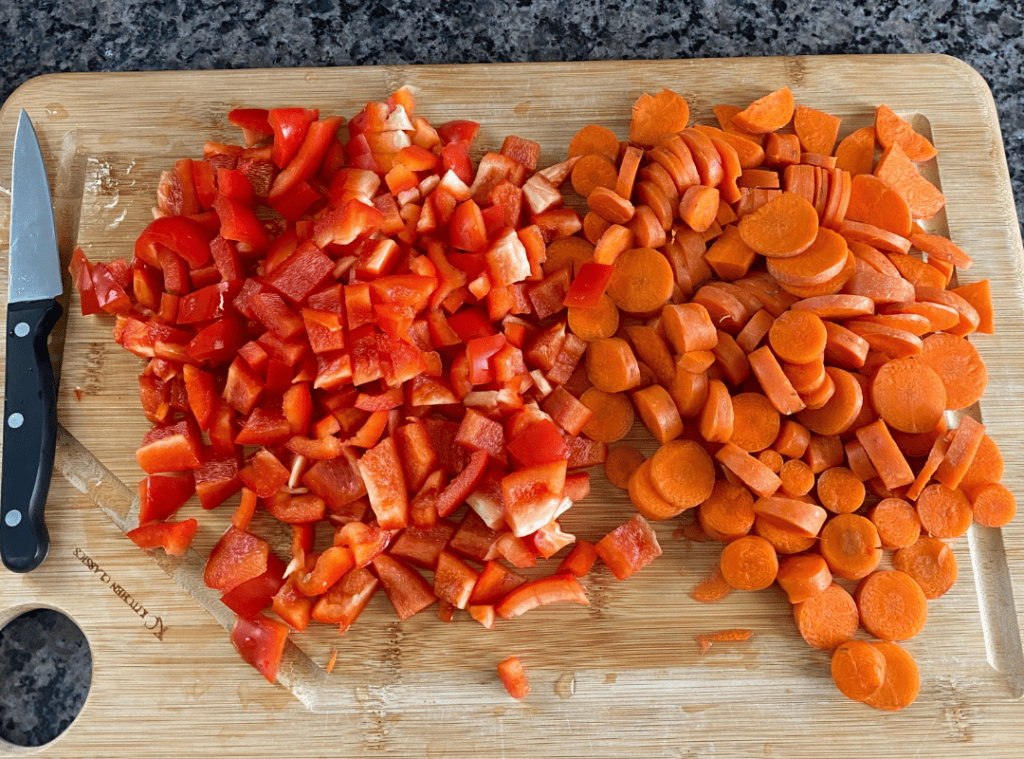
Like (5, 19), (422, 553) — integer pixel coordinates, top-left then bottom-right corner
(1, 54), (1023, 758)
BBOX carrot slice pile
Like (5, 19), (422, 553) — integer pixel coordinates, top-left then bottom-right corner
(557, 87), (1009, 712)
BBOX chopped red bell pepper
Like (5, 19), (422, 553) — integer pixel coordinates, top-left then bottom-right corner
(126, 517), (198, 556)
(238, 448), (290, 499)
(69, 248), (102, 315)
(563, 262), (616, 309)
(220, 554), (286, 618)
(387, 519), (458, 570)
(268, 107), (319, 168)
(230, 613), (289, 683)
(204, 526), (271, 592)
(137, 472), (195, 524)
(358, 437), (409, 530)
(310, 566), (380, 632)
(497, 656), (530, 699)
(494, 573), (589, 619)
(136, 418), (204, 474)
(433, 551), (479, 609)
(194, 452), (243, 510)
(371, 554), (437, 620)
(269, 116), (344, 200)
(595, 515), (663, 581)
(501, 459), (567, 537)
(507, 417), (568, 468)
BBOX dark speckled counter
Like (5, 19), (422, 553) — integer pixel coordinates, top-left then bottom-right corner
(1, 0), (1022, 747)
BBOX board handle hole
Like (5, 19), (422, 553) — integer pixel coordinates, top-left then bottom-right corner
(0, 607), (91, 747)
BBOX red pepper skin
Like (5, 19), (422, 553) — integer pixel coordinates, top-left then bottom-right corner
(507, 418), (568, 468)
(238, 448), (290, 499)
(501, 459), (567, 537)
(437, 120), (480, 146)
(220, 554), (286, 618)
(371, 554), (437, 620)
(137, 472), (195, 524)
(135, 215), (213, 269)
(497, 656), (530, 699)
(358, 437), (409, 530)
(272, 578), (313, 632)
(268, 107), (319, 169)
(212, 193), (269, 252)
(494, 573), (589, 619)
(263, 242), (335, 306)
(595, 514), (663, 581)
(268, 116), (344, 200)
(92, 262), (132, 314)
(204, 526), (271, 592)
(68, 248), (102, 315)
(126, 518), (199, 556)
(136, 418), (204, 474)
(187, 316), (247, 365)
(230, 613), (289, 683)
(194, 452), (243, 510)
(563, 262), (616, 309)
(310, 566), (380, 631)
(177, 280), (245, 325)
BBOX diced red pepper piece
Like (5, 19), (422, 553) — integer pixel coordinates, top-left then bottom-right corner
(136, 418), (204, 474)
(530, 520), (576, 559)
(485, 228), (532, 287)
(497, 656), (531, 699)
(388, 519), (458, 569)
(126, 518), (198, 556)
(213, 193), (269, 252)
(541, 386), (593, 436)
(238, 448), (290, 499)
(358, 437), (408, 530)
(507, 418), (568, 468)
(92, 262), (132, 314)
(595, 514), (663, 581)
(263, 241), (335, 306)
(455, 408), (505, 463)
(524, 320), (567, 371)
(268, 107), (319, 169)
(69, 248), (102, 315)
(566, 435), (608, 469)
(271, 577), (313, 632)
(135, 215), (213, 269)
(269, 116), (344, 200)
(392, 420), (438, 492)
(557, 539), (599, 578)
(564, 262), (616, 309)
(294, 545), (355, 596)
(333, 520), (395, 567)
(371, 554), (437, 620)
(527, 266), (571, 320)
(194, 452), (242, 510)
(546, 333), (588, 386)
(448, 508), (503, 562)
(310, 566), (380, 631)
(187, 316), (247, 365)
(495, 532), (539, 568)
(433, 551), (479, 609)
(436, 449), (490, 518)
(220, 554), (286, 618)
(230, 613), (289, 683)
(223, 356), (265, 415)
(501, 459), (567, 537)
(495, 574), (589, 619)
(563, 471), (591, 502)
(204, 526), (271, 592)
(302, 455), (368, 512)
(137, 472), (195, 524)
(469, 560), (526, 605)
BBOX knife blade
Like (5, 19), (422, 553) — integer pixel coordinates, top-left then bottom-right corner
(1, 110), (63, 573)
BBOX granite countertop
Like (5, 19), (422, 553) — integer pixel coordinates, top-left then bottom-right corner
(1, 0), (1022, 748)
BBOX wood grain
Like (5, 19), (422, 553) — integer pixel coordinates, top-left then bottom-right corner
(1, 54), (1023, 758)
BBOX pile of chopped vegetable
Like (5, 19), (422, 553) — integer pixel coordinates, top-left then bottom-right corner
(70, 82), (1014, 710)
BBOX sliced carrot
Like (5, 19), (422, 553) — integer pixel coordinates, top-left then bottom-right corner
(958, 434), (1005, 500)
(729, 392), (781, 452)
(868, 356), (946, 434)
(678, 185), (720, 233)
(628, 204), (668, 248)
(806, 433), (845, 475)
(885, 253), (946, 290)
(583, 210), (612, 246)
(758, 449), (784, 474)
(699, 379), (735, 444)
(586, 337), (641, 393)
(679, 129), (725, 188)
(737, 192), (819, 259)
(778, 552), (833, 604)
(579, 388), (635, 444)
(570, 153), (619, 199)
(709, 136), (743, 204)
(691, 566), (734, 603)
(661, 302), (718, 354)
(733, 272), (801, 317)
(606, 247), (674, 316)
(831, 640), (886, 703)
(793, 582), (859, 651)
(905, 431), (951, 502)
(713, 104), (765, 145)
(793, 366), (862, 436)
(568, 124), (620, 162)
(863, 642), (920, 711)
(690, 283), (755, 334)
(763, 132), (801, 169)
(890, 416), (948, 459)
(892, 536), (958, 599)
(588, 186), (635, 224)
(918, 332), (987, 410)
(849, 240), (901, 276)
(632, 384), (684, 444)
(791, 294), (874, 320)
(693, 479), (753, 542)
(737, 168), (781, 189)
(874, 104), (938, 163)
(820, 513), (883, 581)
(628, 457), (685, 521)
(880, 300), (959, 333)
(695, 628), (753, 654)
(844, 321), (922, 360)
(678, 349), (716, 374)
(669, 367), (709, 419)
(747, 345), (806, 416)
(951, 280), (993, 335)
(624, 325), (676, 387)
(868, 497), (922, 549)
(855, 569), (928, 641)
(753, 515), (817, 554)
(693, 123), (766, 168)
(909, 230), (973, 269)
(793, 104), (841, 155)
(915, 286), (981, 336)
(767, 227), (850, 289)
(855, 419), (914, 489)
(850, 311), (932, 337)
(720, 535), (779, 591)
(603, 444), (645, 490)
(629, 89), (690, 147)
(783, 163), (816, 204)
(714, 441), (782, 498)
(915, 482), (973, 539)
(752, 495), (828, 538)
(647, 438), (716, 512)
(787, 360), (830, 402)
(766, 309), (827, 365)
(735, 308), (775, 354)
(653, 135), (701, 190)
(710, 328), (752, 386)
(816, 466), (866, 514)
(592, 223), (636, 265)
(614, 145), (644, 201)
(568, 292), (620, 341)
(834, 126), (876, 177)
(842, 265), (915, 306)
(844, 173), (912, 237)
(839, 219), (911, 255)
(970, 482), (1017, 528)
(732, 86), (795, 134)
(779, 458), (815, 498)
(874, 143), (945, 219)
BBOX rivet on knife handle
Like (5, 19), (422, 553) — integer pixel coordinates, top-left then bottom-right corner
(1, 299), (62, 572)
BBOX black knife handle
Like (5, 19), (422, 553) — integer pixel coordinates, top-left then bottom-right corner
(2, 298), (62, 573)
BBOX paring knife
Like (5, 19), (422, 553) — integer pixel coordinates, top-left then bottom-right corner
(1, 110), (63, 573)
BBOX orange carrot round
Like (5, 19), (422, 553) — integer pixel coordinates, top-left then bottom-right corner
(892, 536), (958, 600)
(737, 192), (819, 259)
(816, 466), (866, 514)
(568, 292), (620, 341)
(918, 332), (988, 411)
(753, 514), (817, 554)
(571, 153), (619, 200)
(874, 104), (938, 163)
(792, 582), (859, 651)
(795, 367), (864, 436)
(545, 236), (595, 276)
(649, 439), (716, 512)
(586, 337), (641, 393)
(766, 227), (849, 288)
(768, 309), (827, 365)
(777, 552), (833, 604)
(632, 384), (684, 444)
(752, 496), (827, 538)
(915, 483), (973, 539)
(670, 368), (710, 418)
(779, 459), (815, 497)
(604, 444), (645, 490)
(678, 185), (720, 233)
(729, 392), (781, 453)
(606, 247), (674, 316)
(588, 186), (635, 224)
(661, 302), (718, 354)
(628, 458), (686, 521)
(844, 173), (913, 237)
(868, 497), (922, 549)
(855, 569), (928, 641)
(697, 480), (756, 542)
(719, 535), (779, 591)
(831, 640), (887, 703)
(731, 86), (795, 135)
(758, 448), (784, 474)
(699, 379), (735, 444)
(957, 434), (1004, 500)
(629, 89), (690, 147)
(863, 642), (920, 711)
(819, 513), (882, 581)
(971, 483), (1017, 528)
(834, 126), (875, 177)
(579, 388), (635, 443)
(568, 124), (620, 162)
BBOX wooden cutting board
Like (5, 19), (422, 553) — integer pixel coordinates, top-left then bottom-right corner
(1, 54), (1023, 758)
